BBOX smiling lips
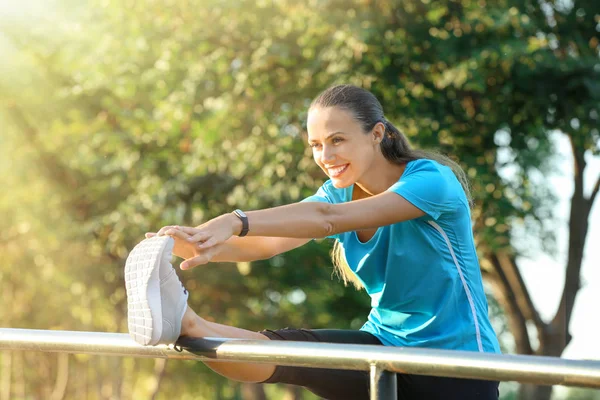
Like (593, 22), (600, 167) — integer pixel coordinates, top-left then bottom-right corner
(327, 164), (349, 178)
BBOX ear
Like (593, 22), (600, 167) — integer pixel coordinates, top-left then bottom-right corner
(372, 122), (386, 145)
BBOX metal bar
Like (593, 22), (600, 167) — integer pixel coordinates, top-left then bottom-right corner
(1, 328), (600, 389)
(369, 364), (397, 400)
(0, 328), (200, 360)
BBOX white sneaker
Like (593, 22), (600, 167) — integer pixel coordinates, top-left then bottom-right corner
(125, 236), (189, 346)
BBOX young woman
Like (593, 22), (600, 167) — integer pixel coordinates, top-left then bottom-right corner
(125, 84), (501, 399)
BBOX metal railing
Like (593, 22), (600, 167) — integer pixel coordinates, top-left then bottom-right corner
(1, 328), (600, 399)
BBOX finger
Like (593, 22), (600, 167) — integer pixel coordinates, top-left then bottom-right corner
(145, 232), (157, 238)
(157, 225), (178, 236)
(165, 229), (191, 240)
(177, 226), (199, 235)
(188, 231), (210, 243)
(181, 244), (223, 270)
(180, 255), (208, 270)
(197, 237), (219, 250)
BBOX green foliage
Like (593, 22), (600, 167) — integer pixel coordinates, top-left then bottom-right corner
(0, 0), (597, 398)
(564, 387), (600, 400)
(352, 0), (599, 257)
(0, 0), (368, 398)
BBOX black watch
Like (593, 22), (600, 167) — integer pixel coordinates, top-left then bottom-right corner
(232, 209), (249, 237)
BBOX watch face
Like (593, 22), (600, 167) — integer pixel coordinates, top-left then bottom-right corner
(235, 209), (247, 218)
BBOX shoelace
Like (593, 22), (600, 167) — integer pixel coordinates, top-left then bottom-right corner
(181, 281), (188, 295)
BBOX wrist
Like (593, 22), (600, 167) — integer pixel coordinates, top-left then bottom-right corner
(228, 213), (244, 236)
(231, 209), (249, 237)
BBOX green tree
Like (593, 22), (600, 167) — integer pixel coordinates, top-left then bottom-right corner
(0, 0), (367, 398)
(565, 387), (600, 400)
(1, 0), (598, 399)
(350, 1), (598, 399)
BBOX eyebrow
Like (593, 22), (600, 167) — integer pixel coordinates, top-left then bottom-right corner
(308, 131), (345, 143)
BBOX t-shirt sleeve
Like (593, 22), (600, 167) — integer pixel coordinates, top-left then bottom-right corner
(300, 185), (333, 205)
(301, 184), (340, 240)
(387, 161), (455, 220)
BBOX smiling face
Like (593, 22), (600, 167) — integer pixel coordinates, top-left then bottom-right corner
(307, 106), (383, 188)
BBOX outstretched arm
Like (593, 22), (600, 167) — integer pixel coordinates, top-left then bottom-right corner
(186, 191), (424, 247)
(241, 191), (424, 239)
(168, 191), (423, 269)
(148, 228), (310, 269)
(212, 236), (311, 262)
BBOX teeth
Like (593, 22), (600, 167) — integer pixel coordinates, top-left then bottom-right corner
(328, 165), (347, 176)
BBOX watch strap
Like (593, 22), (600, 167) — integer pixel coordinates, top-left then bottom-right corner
(232, 209), (249, 237)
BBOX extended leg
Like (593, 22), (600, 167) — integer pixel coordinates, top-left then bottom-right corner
(179, 306), (276, 383)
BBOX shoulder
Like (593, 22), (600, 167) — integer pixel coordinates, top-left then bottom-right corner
(387, 159), (463, 218)
(404, 159), (453, 178)
(403, 159), (462, 191)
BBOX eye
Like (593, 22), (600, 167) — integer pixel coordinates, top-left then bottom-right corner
(309, 143), (322, 149)
(332, 137), (343, 144)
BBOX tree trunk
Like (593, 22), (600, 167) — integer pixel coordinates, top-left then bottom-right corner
(121, 358), (138, 400)
(50, 353), (69, 400)
(75, 359), (86, 400)
(485, 253), (539, 355)
(0, 352), (12, 400)
(487, 136), (599, 400)
(110, 357), (123, 400)
(283, 385), (304, 400)
(33, 353), (52, 399)
(13, 351), (26, 400)
(1, 284), (13, 400)
(149, 358), (168, 400)
(518, 383), (553, 400)
(241, 383), (267, 400)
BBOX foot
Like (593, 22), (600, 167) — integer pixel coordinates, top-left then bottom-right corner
(125, 236), (189, 345)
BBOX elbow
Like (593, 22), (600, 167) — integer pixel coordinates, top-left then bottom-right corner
(256, 238), (286, 261)
(317, 202), (337, 238)
(256, 243), (277, 261)
(259, 246), (278, 260)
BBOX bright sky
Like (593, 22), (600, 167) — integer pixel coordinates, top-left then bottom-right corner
(0, 0), (52, 20)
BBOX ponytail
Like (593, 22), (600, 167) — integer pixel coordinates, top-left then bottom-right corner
(381, 119), (472, 205)
(331, 241), (363, 290)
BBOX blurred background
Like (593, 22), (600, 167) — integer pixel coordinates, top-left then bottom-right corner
(0, 0), (598, 399)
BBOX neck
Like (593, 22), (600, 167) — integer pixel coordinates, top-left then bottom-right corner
(355, 158), (406, 197)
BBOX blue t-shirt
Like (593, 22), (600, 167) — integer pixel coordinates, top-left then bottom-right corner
(302, 159), (501, 353)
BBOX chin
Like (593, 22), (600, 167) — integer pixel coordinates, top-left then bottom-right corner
(330, 178), (354, 189)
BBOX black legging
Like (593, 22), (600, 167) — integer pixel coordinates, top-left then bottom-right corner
(260, 328), (499, 400)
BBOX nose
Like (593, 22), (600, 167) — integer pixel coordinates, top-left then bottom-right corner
(320, 144), (335, 164)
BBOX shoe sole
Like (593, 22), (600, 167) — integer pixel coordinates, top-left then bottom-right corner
(124, 236), (172, 346)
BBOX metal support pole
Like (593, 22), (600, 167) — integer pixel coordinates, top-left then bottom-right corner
(370, 364), (397, 400)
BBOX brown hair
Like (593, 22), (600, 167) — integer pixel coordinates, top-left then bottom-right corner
(310, 84), (471, 289)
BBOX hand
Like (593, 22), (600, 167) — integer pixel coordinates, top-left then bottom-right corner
(182, 213), (240, 250)
(148, 214), (239, 269)
(166, 226), (226, 269)
(145, 226), (196, 260)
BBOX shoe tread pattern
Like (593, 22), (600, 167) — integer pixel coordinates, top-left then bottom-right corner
(124, 236), (170, 345)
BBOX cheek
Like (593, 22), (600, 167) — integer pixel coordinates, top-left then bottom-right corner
(351, 148), (373, 168)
